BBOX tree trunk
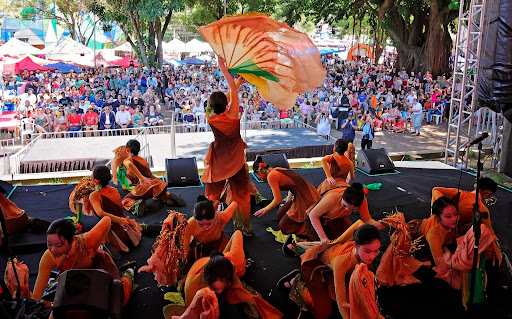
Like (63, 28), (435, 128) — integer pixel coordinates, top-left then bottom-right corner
(148, 21), (157, 67)
(129, 13), (149, 66)
(421, 1), (452, 76)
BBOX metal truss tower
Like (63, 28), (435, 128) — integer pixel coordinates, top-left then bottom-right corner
(444, 0), (488, 167)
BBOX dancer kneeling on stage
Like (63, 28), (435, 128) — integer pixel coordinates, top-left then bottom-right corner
(305, 183), (385, 244)
(90, 165), (142, 252)
(410, 196), (460, 266)
(176, 231), (282, 319)
(281, 222), (383, 319)
(253, 157), (320, 236)
(317, 138), (355, 194)
(121, 139), (186, 216)
(32, 217), (135, 306)
(183, 195), (238, 272)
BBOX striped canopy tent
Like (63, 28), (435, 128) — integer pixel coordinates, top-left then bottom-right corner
(347, 43), (373, 61)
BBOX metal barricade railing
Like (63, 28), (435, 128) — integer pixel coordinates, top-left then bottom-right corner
(9, 134), (42, 175)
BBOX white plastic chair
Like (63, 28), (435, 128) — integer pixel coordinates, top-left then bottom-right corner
(20, 118), (35, 144)
(196, 113), (208, 132)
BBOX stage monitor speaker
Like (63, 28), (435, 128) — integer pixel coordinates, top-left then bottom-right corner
(53, 269), (123, 319)
(165, 157), (200, 187)
(357, 149), (395, 175)
(256, 153), (290, 169)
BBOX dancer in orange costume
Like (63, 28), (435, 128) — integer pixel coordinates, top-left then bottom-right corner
(33, 217), (134, 306)
(285, 222), (383, 319)
(317, 138), (355, 194)
(183, 195), (238, 272)
(304, 183), (385, 243)
(201, 57), (252, 235)
(89, 165), (141, 252)
(253, 157), (320, 236)
(181, 231), (282, 318)
(416, 196), (460, 266)
(121, 139), (186, 216)
(431, 177), (501, 261)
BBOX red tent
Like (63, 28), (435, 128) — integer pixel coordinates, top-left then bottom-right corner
(15, 56), (49, 73)
(112, 56), (139, 68)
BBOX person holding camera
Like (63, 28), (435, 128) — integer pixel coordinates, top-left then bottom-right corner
(341, 111), (359, 144)
(315, 105), (333, 138)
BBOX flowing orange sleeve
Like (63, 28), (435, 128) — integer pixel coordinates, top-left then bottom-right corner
(84, 216), (111, 250)
(263, 171), (283, 213)
(332, 253), (354, 319)
(431, 187), (458, 206)
(224, 230), (246, 277)
(220, 202), (238, 224)
(426, 228), (445, 267)
(184, 218), (198, 256)
(89, 191), (126, 224)
(32, 250), (56, 301)
(321, 155), (334, 180)
(123, 158), (145, 181)
(357, 197), (376, 225)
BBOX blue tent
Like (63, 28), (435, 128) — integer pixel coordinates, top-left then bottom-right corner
(164, 59), (186, 67)
(44, 62), (83, 73)
(184, 57), (205, 65)
(318, 48), (343, 56)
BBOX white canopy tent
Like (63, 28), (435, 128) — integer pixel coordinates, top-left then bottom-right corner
(114, 42), (133, 52)
(185, 39), (209, 53)
(42, 36), (93, 57)
(163, 38), (186, 53)
(0, 38), (43, 56)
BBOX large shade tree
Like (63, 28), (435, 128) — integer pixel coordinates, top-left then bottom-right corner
(90, 0), (185, 67)
(280, 0), (459, 76)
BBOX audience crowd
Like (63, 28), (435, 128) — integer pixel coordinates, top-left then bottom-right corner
(1, 53), (454, 145)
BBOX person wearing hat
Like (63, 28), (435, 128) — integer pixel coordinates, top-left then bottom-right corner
(67, 108), (82, 137)
(83, 105), (99, 136)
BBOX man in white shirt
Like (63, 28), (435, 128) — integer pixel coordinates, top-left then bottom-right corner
(115, 103), (132, 129)
(411, 98), (424, 136)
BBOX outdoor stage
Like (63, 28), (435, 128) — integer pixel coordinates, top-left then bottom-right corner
(18, 128), (332, 173)
(1, 161), (511, 319)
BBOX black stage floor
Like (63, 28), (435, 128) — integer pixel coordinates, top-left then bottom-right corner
(1, 166), (511, 319)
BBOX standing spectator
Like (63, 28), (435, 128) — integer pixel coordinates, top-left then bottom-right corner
(315, 106), (333, 138)
(67, 108), (82, 137)
(411, 98), (423, 135)
(361, 118), (374, 150)
(341, 111), (359, 144)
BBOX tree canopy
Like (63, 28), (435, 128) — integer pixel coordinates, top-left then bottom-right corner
(280, 0), (459, 75)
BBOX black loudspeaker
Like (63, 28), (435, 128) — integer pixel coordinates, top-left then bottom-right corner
(356, 149), (395, 175)
(165, 157), (200, 187)
(53, 269), (123, 319)
(477, 0), (512, 123)
(257, 153), (290, 169)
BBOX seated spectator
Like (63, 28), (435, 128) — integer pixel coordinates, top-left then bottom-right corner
(32, 106), (50, 134)
(391, 116), (406, 133)
(54, 107), (68, 137)
(183, 108), (195, 131)
(45, 107), (55, 132)
(132, 105), (145, 134)
(249, 109), (261, 129)
(99, 105), (116, 132)
(67, 108), (82, 137)
(279, 108), (294, 127)
(115, 103), (133, 132)
(83, 105), (99, 137)
(146, 104), (164, 128)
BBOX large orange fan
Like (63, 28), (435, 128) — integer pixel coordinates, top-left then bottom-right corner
(199, 13), (326, 110)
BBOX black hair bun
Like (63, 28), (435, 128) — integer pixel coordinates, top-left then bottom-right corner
(197, 195), (208, 202)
